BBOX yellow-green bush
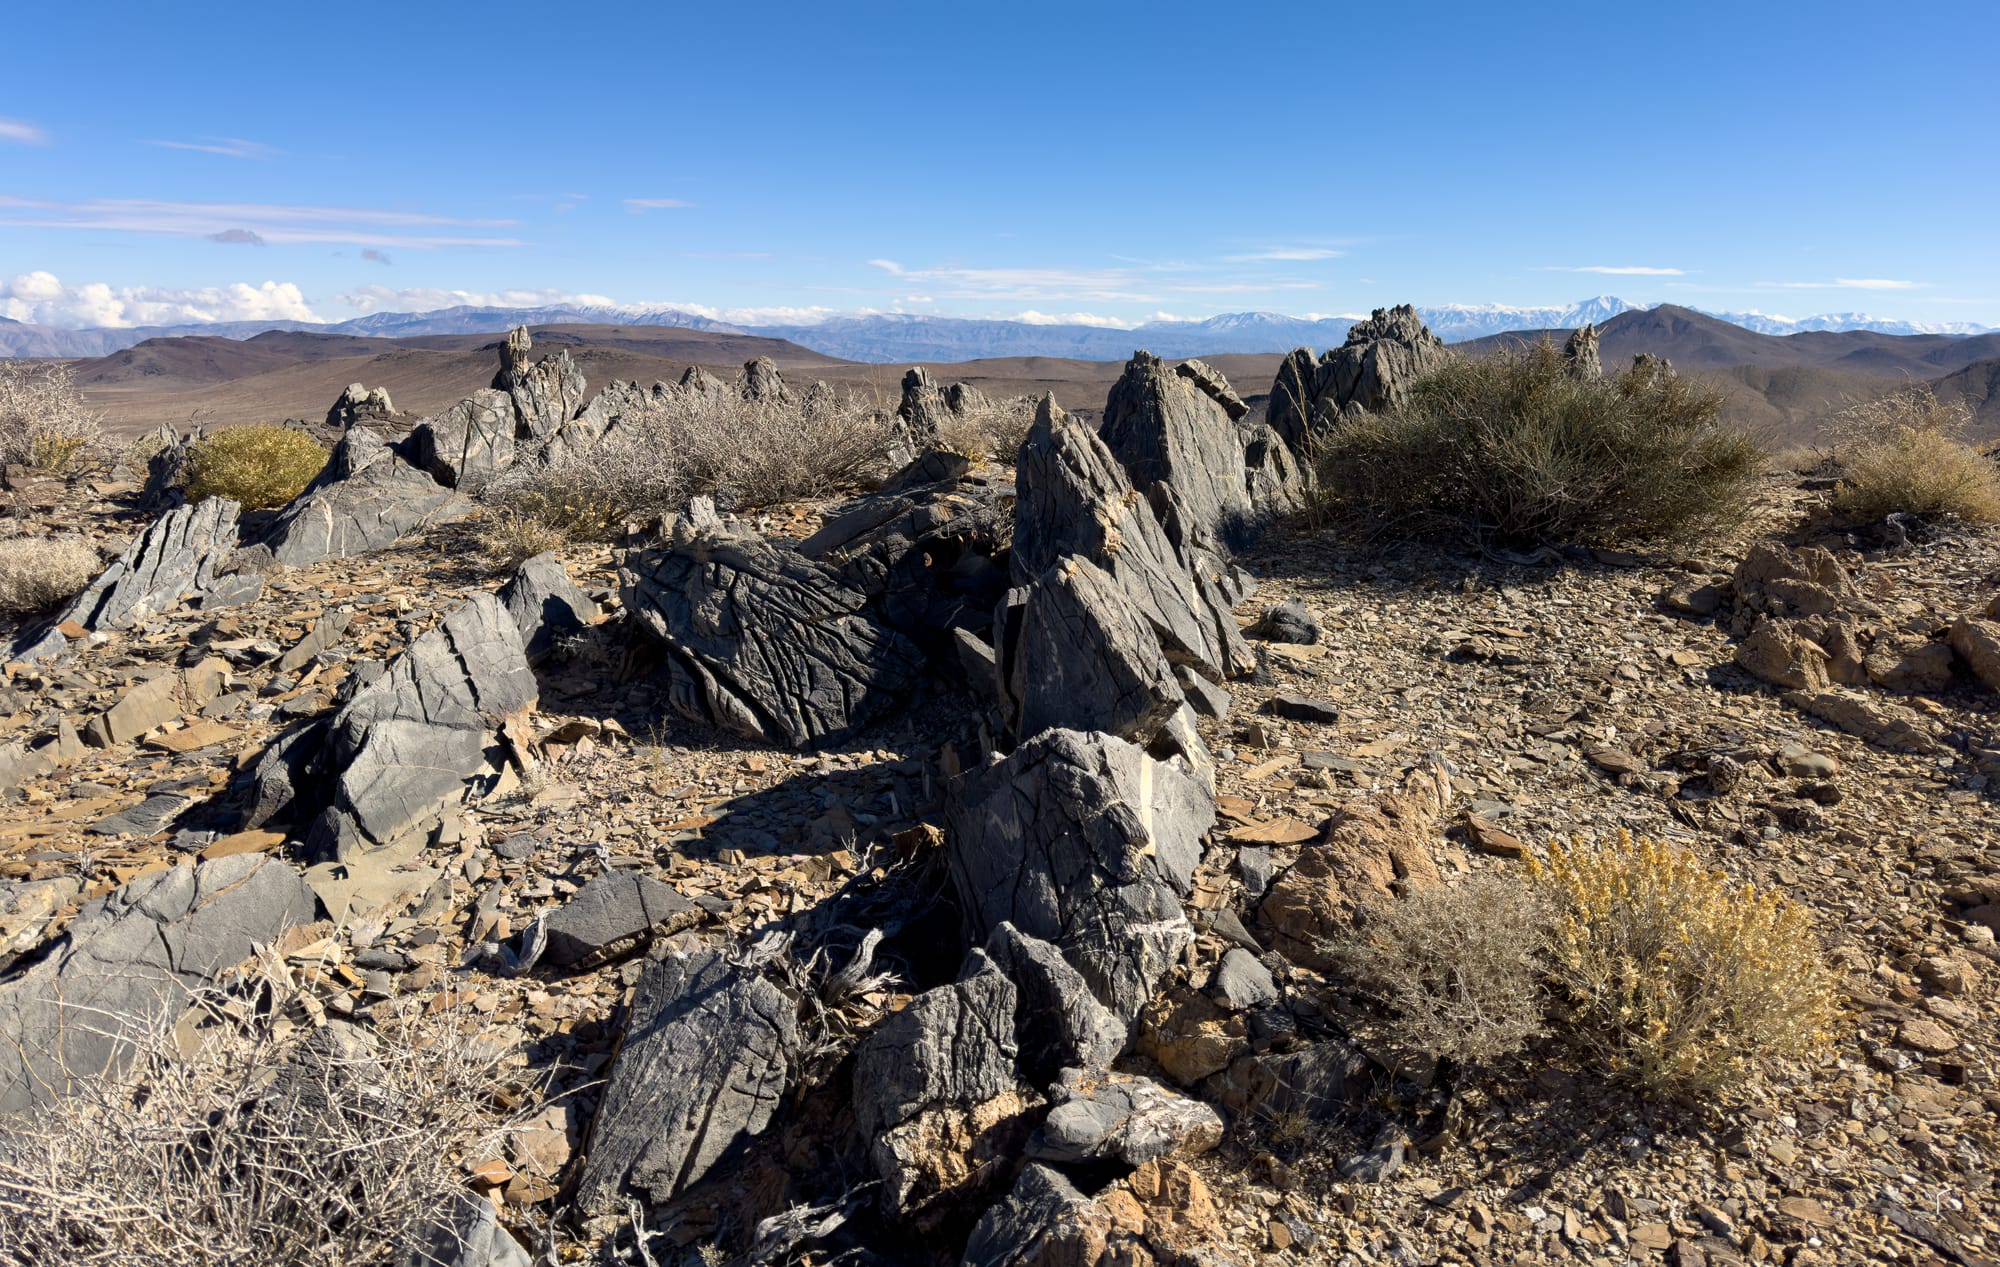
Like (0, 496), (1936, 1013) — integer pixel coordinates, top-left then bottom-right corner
(1830, 385), (2000, 524)
(1528, 832), (1838, 1096)
(183, 425), (328, 510)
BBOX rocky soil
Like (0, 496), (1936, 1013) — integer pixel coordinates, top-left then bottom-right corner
(0, 311), (1996, 1267)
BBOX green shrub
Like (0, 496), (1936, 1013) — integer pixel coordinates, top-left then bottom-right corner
(1311, 344), (1762, 544)
(1829, 385), (2000, 523)
(183, 425), (328, 510)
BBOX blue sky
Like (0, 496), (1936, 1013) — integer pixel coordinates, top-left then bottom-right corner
(3, 0), (1996, 330)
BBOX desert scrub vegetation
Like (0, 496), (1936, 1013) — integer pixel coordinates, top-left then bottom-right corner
(0, 535), (99, 615)
(0, 361), (104, 474)
(1311, 343), (1762, 544)
(182, 424), (330, 510)
(1328, 876), (1546, 1072)
(0, 972), (536, 1266)
(1828, 384), (2000, 524)
(486, 383), (895, 549)
(932, 394), (1039, 463)
(1528, 832), (1839, 1097)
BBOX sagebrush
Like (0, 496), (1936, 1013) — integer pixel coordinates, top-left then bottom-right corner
(1328, 875), (1545, 1070)
(0, 535), (99, 615)
(486, 384), (894, 548)
(0, 968), (536, 1266)
(1528, 832), (1838, 1096)
(1829, 385), (2000, 524)
(182, 425), (330, 510)
(1311, 343), (1762, 544)
(0, 362), (104, 473)
(932, 395), (1038, 463)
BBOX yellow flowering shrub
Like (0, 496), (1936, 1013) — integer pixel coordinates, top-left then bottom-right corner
(183, 425), (329, 510)
(1528, 832), (1839, 1096)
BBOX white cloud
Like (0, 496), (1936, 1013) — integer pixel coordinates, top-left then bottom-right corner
(0, 196), (526, 249)
(1773, 277), (1927, 290)
(0, 118), (48, 146)
(623, 198), (692, 212)
(1552, 265), (1688, 276)
(335, 285), (622, 313)
(0, 271), (321, 329)
(864, 258), (1321, 304)
(147, 137), (280, 159)
(1223, 247), (1343, 262)
(1011, 311), (1136, 328)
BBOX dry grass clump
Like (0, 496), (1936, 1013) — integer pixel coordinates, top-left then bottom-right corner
(1528, 832), (1839, 1096)
(0, 974), (534, 1266)
(1828, 385), (2000, 524)
(1328, 876), (1546, 1069)
(1312, 343), (1762, 544)
(0, 362), (104, 474)
(933, 396), (1038, 463)
(0, 535), (99, 615)
(486, 385), (894, 548)
(182, 424), (329, 510)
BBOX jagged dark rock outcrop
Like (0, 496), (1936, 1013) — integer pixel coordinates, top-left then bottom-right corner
(1100, 351), (1263, 558)
(576, 946), (800, 1211)
(1266, 303), (1451, 456)
(621, 530), (925, 748)
(262, 426), (470, 567)
(497, 552), (597, 665)
(945, 729), (1212, 1023)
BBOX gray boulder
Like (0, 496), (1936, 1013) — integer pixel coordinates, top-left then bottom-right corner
(852, 953), (1019, 1138)
(897, 366), (950, 448)
(962, 1165), (1096, 1267)
(1025, 1068), (1223, 1166)
(541, 871), (696, 968)
(621, 530), (925, 748)
(413, 390), (516, 493)
(737, 356), (792, 403)
(262, 428), (469, 567)
(497, 552), (596, 665)
(1318, 304), (1449, 416)
(576, 947), (799, 1211)
(1251, 599), (1319, 645)
(1565, 323), (1603, 379)
(306, 594), (536, 861)
(1009, 556), (1186, 749)
(0, 853), (316, 1115)
(945, 729), (1211, 1021)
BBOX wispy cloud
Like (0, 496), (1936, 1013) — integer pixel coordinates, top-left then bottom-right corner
(336, 285), (622, 313)
(1771, 277), (1927, 290)
(360, 249), (391, 266)
(0, 196), (527, 249)
(147, 136), (280, 159)
(0, 118), (49, 146)
(1550, 265), (1688, 276)
(1223, 247), (1343, 262)
(206, 229), (265, 245)
(865, 258), (1318, 304)
(1, 270), (320, 328)
(624, 197), (693, 212)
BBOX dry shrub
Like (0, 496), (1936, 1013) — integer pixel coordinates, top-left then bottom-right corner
(1312, 343), (1762, 544)
(1829, 385), (2000, 523)
(932, 395), (1038, 463)
(0, 536), (98, 615)
(481, 506), (575, 569)
(0, 362), (104, 473)
(1328, 875), (1545, 1069)
(1528, 832), (1838, 1096)
(486, 385), (894, 546)
(183, 425), (329, 510)
(0, 971), (535, 1266)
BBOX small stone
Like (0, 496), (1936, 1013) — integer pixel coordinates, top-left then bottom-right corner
(1463, 812), (1528, 859)
(1251, 600), (1319, 645)
(1898, 1017), (1957, 1055)
(1777, 746), (1839, 778)
(1267, 694), (1339, 724)
(1209, 948), (1277, 1011)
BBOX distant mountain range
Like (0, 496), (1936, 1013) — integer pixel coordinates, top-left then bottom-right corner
(3, 297), (1993, 363)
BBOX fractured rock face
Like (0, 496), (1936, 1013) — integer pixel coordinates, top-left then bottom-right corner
(497, 552), (597, 665)
(1011, 556), (1187, 749)
(263, 428), (469, 567)
(306, 594), (536, 861)
(945, 729), (1212, 1021)
(621, 530), (925, 748)
(28, 497), (240, 657)
(1565, 323), (1603, 379)
(576, 947), (799, 1211)
(1100, 351), (1262, 557)
(1025, 1068), (1223, 1167)
(494, 328), (587, 440)
(1012, 396), (1248, 682)
(0, 854), (316, 1114)
(964, 1159), (1231, 1267)
(1320, 304), (1449, 416)
(414, 389), (516, 493)
(540, 871), (696, 968)
(853, 953), (1019, 1139)
(984, 922), (1126, 1080)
